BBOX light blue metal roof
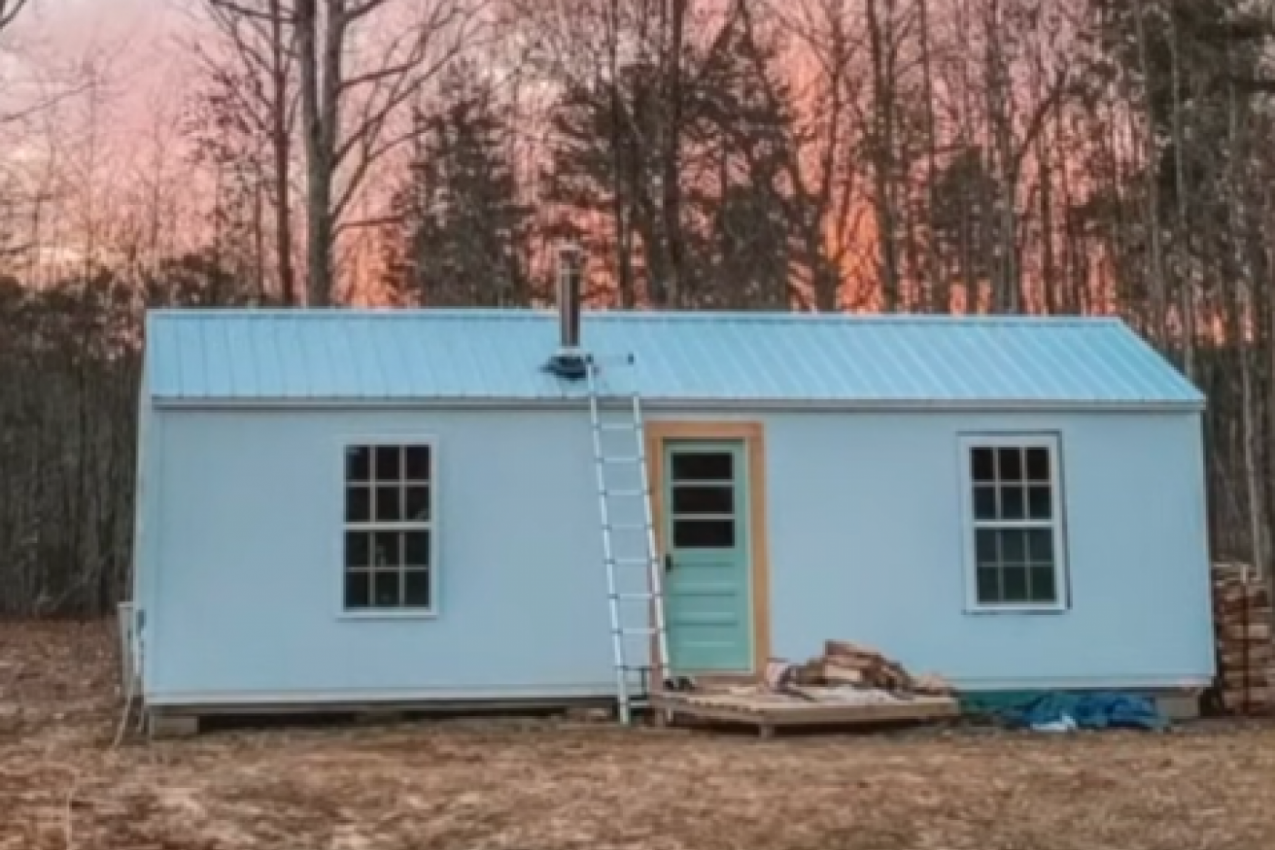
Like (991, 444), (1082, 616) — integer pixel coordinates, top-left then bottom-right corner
(143, 308), (1205, 409)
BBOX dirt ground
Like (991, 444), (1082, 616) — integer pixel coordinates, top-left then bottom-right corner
(3, 621), (1275, 850)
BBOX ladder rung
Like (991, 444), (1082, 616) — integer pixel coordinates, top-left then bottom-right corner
(612, 592), (656, 601)
(606, 524), (648, 531)
(618, 627), (659, 636)
(600, 456), (643, 464)
(603, 489), (648, 498)
(595, 423), (639, 432)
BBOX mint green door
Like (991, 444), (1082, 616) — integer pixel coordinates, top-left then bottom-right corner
(662, 440), (752, 673)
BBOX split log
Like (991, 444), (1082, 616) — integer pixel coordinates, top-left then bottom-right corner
(820, 662), (866, 687)
(1212, 561), (1275, 714)
(768, 639), (956, 698)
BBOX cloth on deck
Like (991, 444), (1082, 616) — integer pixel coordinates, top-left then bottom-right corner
(992, 691), (1167, 732)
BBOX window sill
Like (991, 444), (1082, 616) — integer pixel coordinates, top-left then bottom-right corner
(338, 609), (438, 621)
(964, 603), (1068, 616)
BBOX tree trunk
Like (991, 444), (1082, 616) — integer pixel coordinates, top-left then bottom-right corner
(269, 0), (297, 306)
(865, 0), (900, 310)
(298, 0), (340, 307)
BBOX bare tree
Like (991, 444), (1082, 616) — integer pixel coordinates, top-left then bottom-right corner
(202, 0), (480, 306)
(296, 0), (481, 305)
(202, 0), (301, 304)
(727, 0), (869, 310)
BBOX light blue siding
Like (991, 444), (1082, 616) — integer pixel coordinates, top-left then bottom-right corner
(145, 409), (614, 702)
(759, 409), (1214, 689)
(144, 309), (1205, 408)
(130, 355), (159, 681)
(140, 402), (1213, 705)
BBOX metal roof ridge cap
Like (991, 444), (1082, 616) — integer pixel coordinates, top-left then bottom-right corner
(145, 307), (556, 320)
(582, 310), (1124, 324)
(146, 307), (1131, 326)
(149, 393), (1207, 411)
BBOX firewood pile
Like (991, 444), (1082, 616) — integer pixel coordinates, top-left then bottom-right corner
(1213, 562), (1275, 714)
(778, 640), (954, 698)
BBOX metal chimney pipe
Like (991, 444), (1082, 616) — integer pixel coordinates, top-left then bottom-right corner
(557, 241), (583, 352)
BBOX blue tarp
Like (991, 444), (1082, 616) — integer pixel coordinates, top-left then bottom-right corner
(991, 692), (1167, 731)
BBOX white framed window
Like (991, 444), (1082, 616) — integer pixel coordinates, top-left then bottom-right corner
(959, 433), (1068, 612)
(342, 441), (436, 613)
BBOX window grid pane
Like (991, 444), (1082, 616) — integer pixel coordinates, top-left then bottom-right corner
(344, 443), (434, 611)
(972, 526), (1060, 606)
(968, 441), (1062, 608)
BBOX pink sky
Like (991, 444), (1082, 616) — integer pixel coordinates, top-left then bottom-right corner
(0, 1), (203, 275)
(19, 0), (179, 52)
(11, 0), (193, 118)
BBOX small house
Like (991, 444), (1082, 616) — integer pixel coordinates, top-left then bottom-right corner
(127, 292), (1213, 730)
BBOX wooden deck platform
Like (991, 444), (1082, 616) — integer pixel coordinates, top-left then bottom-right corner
(651, 689), (961, 737)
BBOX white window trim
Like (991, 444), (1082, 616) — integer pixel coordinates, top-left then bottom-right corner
(336, 434), (440, 620)
(957, 432), (1070, 614)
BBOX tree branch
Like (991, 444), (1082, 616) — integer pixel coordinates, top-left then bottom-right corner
(0, 0), (28, 32)
(208, 0), (293, 23)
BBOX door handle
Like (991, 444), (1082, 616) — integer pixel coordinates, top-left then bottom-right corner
(664, 554), (673, 573)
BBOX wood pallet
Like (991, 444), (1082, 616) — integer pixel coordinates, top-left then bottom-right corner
(651, 690), (960, 738)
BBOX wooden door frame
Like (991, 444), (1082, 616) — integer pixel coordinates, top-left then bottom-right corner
(645, 421), (772, 682)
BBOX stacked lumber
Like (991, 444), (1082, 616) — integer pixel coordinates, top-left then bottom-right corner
(1213, 562), (1275, 713)
(786, 640), (955, 697)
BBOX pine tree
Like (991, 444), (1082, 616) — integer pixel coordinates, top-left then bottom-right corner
(694, 11), (795, 309)
(929, 146), (998, 307)
(546, 5), (798, 309)
(383, 62), (531, 307)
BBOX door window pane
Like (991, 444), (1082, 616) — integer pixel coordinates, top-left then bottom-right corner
(671, 452), (733, 482)
(672, 485), (733, 515)
(673, 519), (735, 549)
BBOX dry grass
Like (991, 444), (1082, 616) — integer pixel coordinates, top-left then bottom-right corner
(3, 621), (1275, 849)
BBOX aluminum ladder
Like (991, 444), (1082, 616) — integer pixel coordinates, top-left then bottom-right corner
(585, 357), (672, 725)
